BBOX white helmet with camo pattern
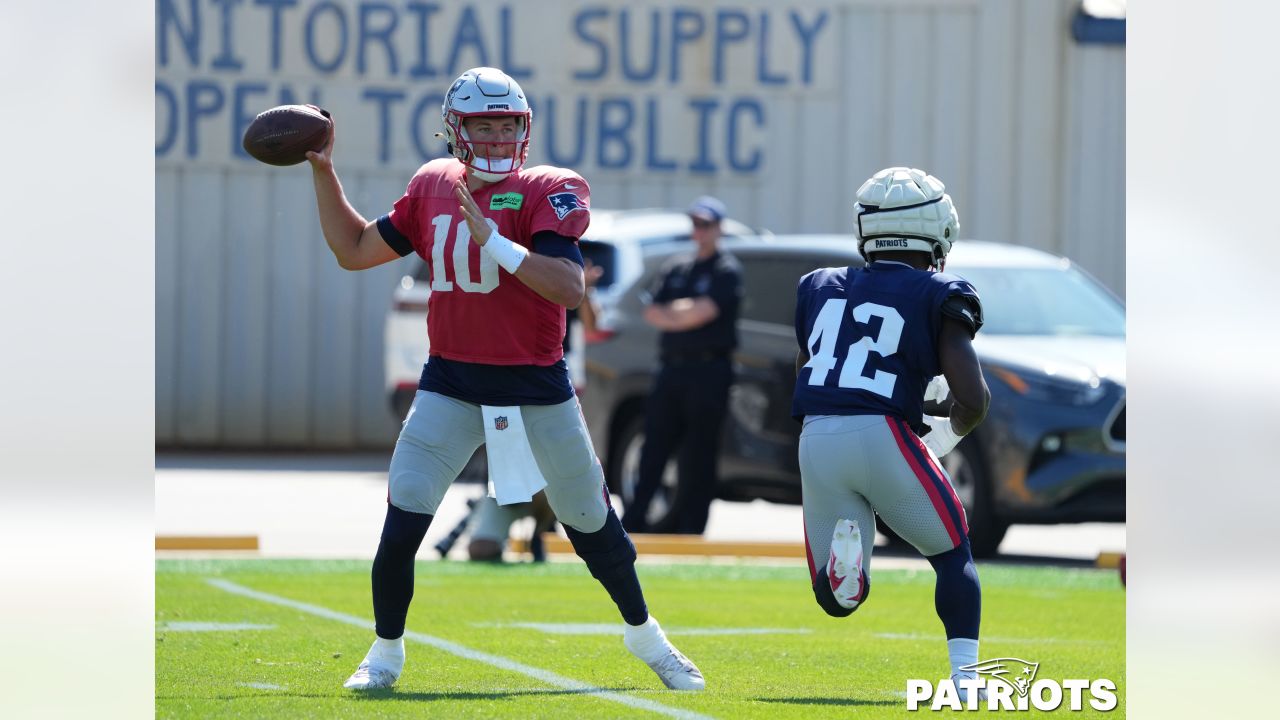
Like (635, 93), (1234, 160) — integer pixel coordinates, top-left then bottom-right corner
(854, 167), (960, 270)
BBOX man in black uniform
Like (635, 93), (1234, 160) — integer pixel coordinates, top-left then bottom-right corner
(621, 197), (743, 535)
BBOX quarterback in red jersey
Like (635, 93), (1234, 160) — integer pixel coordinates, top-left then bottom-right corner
(305, 66), (703, 693)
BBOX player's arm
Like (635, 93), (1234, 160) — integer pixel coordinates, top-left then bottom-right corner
(643, 297), (719, 331)
(305, 127), (400, 271)
(578, 260), (604, 334)
(453, 180), (585, 308)
(937, 316), (990, 435)
(644, 262), (738, 331)
(512, 253), (586, 309)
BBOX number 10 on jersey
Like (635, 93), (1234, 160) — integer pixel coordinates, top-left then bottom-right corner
(804, 299), (904, 398)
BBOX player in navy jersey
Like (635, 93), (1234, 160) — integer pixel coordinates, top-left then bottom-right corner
(792, 167), (991, 702)
(304, 67), (703, 692)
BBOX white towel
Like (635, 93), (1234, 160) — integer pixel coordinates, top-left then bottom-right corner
(480, 405), (548, 505)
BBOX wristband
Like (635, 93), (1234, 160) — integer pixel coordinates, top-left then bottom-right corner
(481, 231), (529, 274)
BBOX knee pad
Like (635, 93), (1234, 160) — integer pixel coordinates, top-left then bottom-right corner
(812, 571), (870, 618)
(562, 510), (636, 580)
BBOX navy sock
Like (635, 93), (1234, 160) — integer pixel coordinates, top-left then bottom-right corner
(562, 509), (649, 626)
(371, 504), (433, 639)
(926, 539), (982, 639)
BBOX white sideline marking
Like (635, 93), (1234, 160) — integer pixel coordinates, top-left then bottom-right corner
(874, 632), (1108, 645)
(206, 578), (715, 720)
(239, 682), (284, 690)
(472, 622), (811, 637)
(158, 622), (276, 632)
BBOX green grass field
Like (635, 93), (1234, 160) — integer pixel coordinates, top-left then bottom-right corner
(156, 558), (1124, 718)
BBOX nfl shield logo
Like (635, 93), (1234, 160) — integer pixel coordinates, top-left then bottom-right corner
(494, 416), (509, 431)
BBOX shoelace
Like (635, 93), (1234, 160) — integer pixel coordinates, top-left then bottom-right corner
(650, 650), (700, 679)
(353, 662), (398, 683)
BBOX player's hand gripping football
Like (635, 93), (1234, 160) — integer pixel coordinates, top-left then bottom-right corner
(303, 105), (336, 171)
(454, 179), (492, 246)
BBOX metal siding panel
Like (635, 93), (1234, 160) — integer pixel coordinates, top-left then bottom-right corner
(1062, 40), (1125, 298)
(1081, 46), (1125, 297)
(754, 96), (800, 235)
(628, 180), (671, 211)
(841, 8), (889, 205)
(265, 173), (316, 446)
(930, 7), (977, 230)
(155, 168), (180, 444)
(1013, 0), (1064, 253)
(796, 95), (844, 232)
(356, 175), (414, 447)
(715, 184), (757, 233)
(175, 170), (224, 444)
(154, 0), (1123, 448)
(1060, 31), (1083, 276)
(311, 179), (360, 448)
(972, 0), (1017, 244)
(220, 172), (272, 445)
(885, 11), (932, 167)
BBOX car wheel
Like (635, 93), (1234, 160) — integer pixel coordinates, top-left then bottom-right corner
(941, 436), (1008, 558)
(608, 413), (681, 532)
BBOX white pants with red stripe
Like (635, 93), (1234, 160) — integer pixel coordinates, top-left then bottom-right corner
(800, 414), (969, 582)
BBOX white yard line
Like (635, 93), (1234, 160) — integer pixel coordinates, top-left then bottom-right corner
(471, 622), (810, 636)
(238, 682), (285, 690)
(206, 578), (716, 720)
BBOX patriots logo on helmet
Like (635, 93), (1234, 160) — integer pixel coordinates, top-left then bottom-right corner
(446, 76), (468, 105)
(548, 192), (586, 220)
(494, 416), (509, 431)
(960, 658), (1040, 698)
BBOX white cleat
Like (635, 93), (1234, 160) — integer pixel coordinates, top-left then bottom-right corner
(343, 660), (400, 690)
(624, 616), (706, 691)
(343, 638), (404, 690)
(828, 519), (865, 610)
(953, 674), (989, 707)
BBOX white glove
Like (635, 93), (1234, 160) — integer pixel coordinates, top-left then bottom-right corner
(924, 375), (951, 404)
(921, 415), (964, 458)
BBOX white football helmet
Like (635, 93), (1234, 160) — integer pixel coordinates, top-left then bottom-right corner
(854, 167), (960, 269)
(441, 67), (531, 182)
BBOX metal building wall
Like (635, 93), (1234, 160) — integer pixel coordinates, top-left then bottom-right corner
(156, 0), (1123, 448)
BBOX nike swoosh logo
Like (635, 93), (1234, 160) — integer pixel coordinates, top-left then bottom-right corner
(564, 183), (578, 189)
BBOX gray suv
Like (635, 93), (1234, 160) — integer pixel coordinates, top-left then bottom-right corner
(579, 235), (1126, 556)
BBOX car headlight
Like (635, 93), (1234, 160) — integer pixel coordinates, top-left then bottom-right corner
(987, 365), (1107, 405)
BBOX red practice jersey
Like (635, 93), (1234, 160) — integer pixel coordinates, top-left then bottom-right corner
(385, 159), (591, 365)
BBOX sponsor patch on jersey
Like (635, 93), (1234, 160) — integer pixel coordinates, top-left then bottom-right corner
(547, 192), (586, 220)
(490, 192), (524, 210)
(486, 103), (511, 111)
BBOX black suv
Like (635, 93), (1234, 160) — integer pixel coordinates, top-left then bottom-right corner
(579, 235), (1126, 556)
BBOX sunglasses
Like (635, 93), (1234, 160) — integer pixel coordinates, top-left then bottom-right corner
(691, 218), (718, 229)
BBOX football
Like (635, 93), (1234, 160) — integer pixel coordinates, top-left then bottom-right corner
(242, 104), (332, 166)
